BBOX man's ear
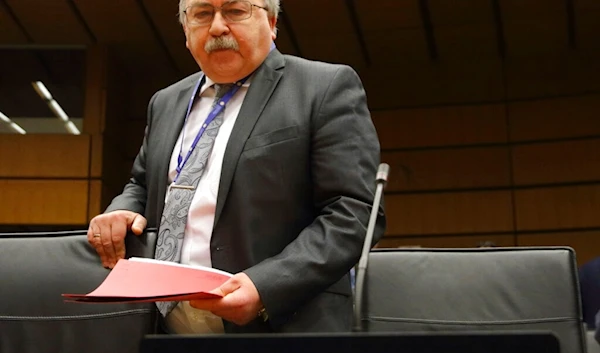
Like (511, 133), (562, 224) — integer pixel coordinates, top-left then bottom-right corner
(269, 17), (277, 40)
(183, 24), (191, 49)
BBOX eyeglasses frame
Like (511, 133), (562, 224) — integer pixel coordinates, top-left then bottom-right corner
(183, 0), (268, 26)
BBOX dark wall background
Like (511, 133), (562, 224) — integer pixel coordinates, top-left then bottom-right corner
(0, 0), (599, 265)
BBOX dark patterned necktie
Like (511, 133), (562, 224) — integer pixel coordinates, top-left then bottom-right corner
(155, 83), (232, 317)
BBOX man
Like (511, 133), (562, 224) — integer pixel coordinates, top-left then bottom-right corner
(88, 0), (385, 334)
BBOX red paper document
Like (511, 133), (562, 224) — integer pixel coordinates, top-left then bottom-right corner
(62, 258), (232, 303)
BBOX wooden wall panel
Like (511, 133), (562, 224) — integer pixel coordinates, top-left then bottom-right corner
(0, 135), (90, 178)
(126, 120), (146, 159)
(102, 183), (121, 214)
(102, 132), (130, 190)
(363, 29), (427, 67)
(373, 104), (506, 150)
(508, 94), (600, 141)
(96, 46), (142, 209)
(577, 6), (600, 52)
(5, 0), (91, 44)
(515, 185), (600, 230)
(88, 179), (102, 222)
(434, 25), (497, 59)
(382, 146), (511, 192)
(385, 191), (513, 235)
(357, 0), (421, 29)
(89, 134), (103, 178)
(82, 45), (107, 135)
(128, 80), (158, 121)
(505, 53), (600, 99)
(429, 0), (496, 59)
(283, 1), (365, 69)
(512, 139), (600, 185)
(502, 0), (567, 56)
(361, 59), (504, 109)
(376, 234), (515, 248)
(518, 231), (600, 266)
(0, 180), (89, 225)
(0, 4), (28, 43)
(358, 1), (426, 65)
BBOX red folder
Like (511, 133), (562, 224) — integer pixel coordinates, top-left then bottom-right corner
(62, 258), (232, 303)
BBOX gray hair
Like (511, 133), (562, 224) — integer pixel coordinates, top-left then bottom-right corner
(178, 0), (280, 25)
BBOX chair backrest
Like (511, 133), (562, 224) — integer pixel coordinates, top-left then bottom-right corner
(362, 247), (586, 353)
(0, 229), (158, 353)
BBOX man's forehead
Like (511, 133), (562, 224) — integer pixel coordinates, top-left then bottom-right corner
(187, 0), (267, 6)
(187, 0), (228, 6)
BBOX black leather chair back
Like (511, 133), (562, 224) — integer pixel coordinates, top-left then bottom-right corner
(0, 229), (157, 353)
(362, 247), (586, 353)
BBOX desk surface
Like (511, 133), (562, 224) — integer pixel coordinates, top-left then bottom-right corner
(140, 331), (560, 353)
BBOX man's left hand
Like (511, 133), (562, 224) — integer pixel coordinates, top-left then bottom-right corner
(189, 272), (264, 326)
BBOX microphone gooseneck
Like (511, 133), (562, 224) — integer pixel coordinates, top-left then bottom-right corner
(353, 163), (389, 332)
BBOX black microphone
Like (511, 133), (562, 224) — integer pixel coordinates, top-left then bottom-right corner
(353, 163), (390, 332)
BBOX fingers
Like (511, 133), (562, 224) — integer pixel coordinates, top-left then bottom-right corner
(111, 221), (127, 264)
(189, 298), (220, 312)
(87, 226), (108, 267)
(189, 273), (263, 326)
(212, 276), (240, 296)
(130, 214), (147, 235)
(100, 225), (118, 269)
(87, 211), (147, 268)
(89, 219), (117, 268)
(189, 278), (236, 311)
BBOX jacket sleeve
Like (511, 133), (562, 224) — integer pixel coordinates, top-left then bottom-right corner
(244, 65), (386, 327)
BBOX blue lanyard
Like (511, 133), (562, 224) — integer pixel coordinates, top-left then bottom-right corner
(174, 75), (249, 183)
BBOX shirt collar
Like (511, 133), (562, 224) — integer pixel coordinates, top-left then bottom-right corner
(199, 74), (253, 96)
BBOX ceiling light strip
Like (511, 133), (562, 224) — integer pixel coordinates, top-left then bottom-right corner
(0, 110), (27, 134)
(0, 111), (10, 123)
(31, 81), (80, 135)
(9, 122), (27, 135)
(65, 121), (80, 135)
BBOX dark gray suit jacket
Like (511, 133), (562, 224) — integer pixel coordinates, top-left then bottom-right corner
(106, 49), (385, 333)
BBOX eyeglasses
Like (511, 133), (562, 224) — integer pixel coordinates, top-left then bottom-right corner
(183, 1), (267, 26)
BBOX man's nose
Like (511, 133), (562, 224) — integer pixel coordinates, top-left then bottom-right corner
(208, 11), (230, 36)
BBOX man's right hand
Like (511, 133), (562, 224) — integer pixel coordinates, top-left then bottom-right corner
(87, 210), (147, 269)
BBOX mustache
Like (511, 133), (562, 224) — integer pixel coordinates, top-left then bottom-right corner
(205, 36), (240, 53)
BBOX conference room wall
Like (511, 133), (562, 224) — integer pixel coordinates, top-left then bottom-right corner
(2, 45), (600, 267)
(0, 46), (130, 226)
(0, 134), (95, 225)
(371, 50), (600, 266)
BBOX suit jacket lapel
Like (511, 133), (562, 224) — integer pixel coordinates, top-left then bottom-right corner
(214, 50), (285, 227)
(155, 74), (202, 222)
